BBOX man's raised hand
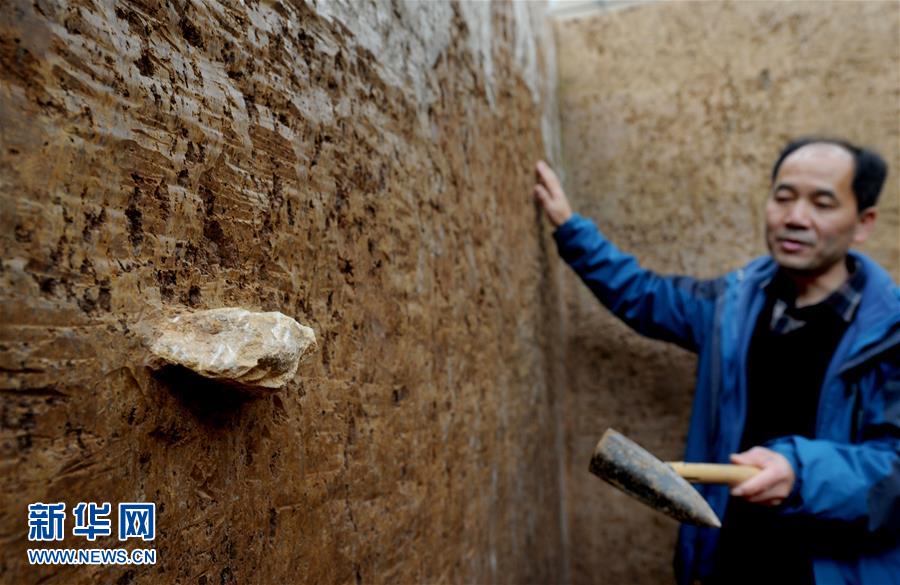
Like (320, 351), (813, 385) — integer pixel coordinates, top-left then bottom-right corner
(533, 160), (573, 227)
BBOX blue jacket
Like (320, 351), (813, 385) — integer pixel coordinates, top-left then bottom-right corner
(554, 214), (900, 585)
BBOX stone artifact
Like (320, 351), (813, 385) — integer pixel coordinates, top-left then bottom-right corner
(144, 308), (317, 390)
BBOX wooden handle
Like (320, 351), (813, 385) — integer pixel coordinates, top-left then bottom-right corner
(667, 462), (759, 485)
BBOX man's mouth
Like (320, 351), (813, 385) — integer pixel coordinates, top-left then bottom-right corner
(776, 236), (815, 253)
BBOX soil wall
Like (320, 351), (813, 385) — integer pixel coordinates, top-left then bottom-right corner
(0, 1), (567, 583)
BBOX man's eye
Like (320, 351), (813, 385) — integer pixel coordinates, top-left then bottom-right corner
(814, 198), (836, 209)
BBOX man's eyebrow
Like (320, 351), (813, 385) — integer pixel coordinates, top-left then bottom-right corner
(771, 184), (837, 200)
(772, 183), (798, 193)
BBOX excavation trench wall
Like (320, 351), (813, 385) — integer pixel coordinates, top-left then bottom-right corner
(0, 1), (567, 583)
(553, 1), (900, 584)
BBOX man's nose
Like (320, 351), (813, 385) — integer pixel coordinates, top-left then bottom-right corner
(783, 200), (812, 227)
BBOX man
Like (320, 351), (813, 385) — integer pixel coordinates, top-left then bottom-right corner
(533, 138), (899, 584)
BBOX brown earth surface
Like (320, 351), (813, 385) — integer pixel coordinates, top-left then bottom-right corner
(0, 1), (566, 583)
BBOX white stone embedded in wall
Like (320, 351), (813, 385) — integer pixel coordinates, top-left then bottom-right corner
(145, 308), (317, 390)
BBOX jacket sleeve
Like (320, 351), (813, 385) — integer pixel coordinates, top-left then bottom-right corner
(767, 366), (900, 538)
(554, 214), (721, 353)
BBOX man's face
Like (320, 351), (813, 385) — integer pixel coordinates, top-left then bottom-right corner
(765, 143), (873, 276)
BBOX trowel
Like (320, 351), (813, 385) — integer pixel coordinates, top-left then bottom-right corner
(589, 429), (758, 528)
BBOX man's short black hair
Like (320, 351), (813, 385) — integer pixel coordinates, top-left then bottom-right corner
(770, 137), (888, 211)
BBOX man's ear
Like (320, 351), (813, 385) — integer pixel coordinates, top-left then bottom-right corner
(853, 207), (878, 244)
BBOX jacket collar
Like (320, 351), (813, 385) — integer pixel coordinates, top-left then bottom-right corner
(740, 251), (900, 370)
(837, 252), (900, 373)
